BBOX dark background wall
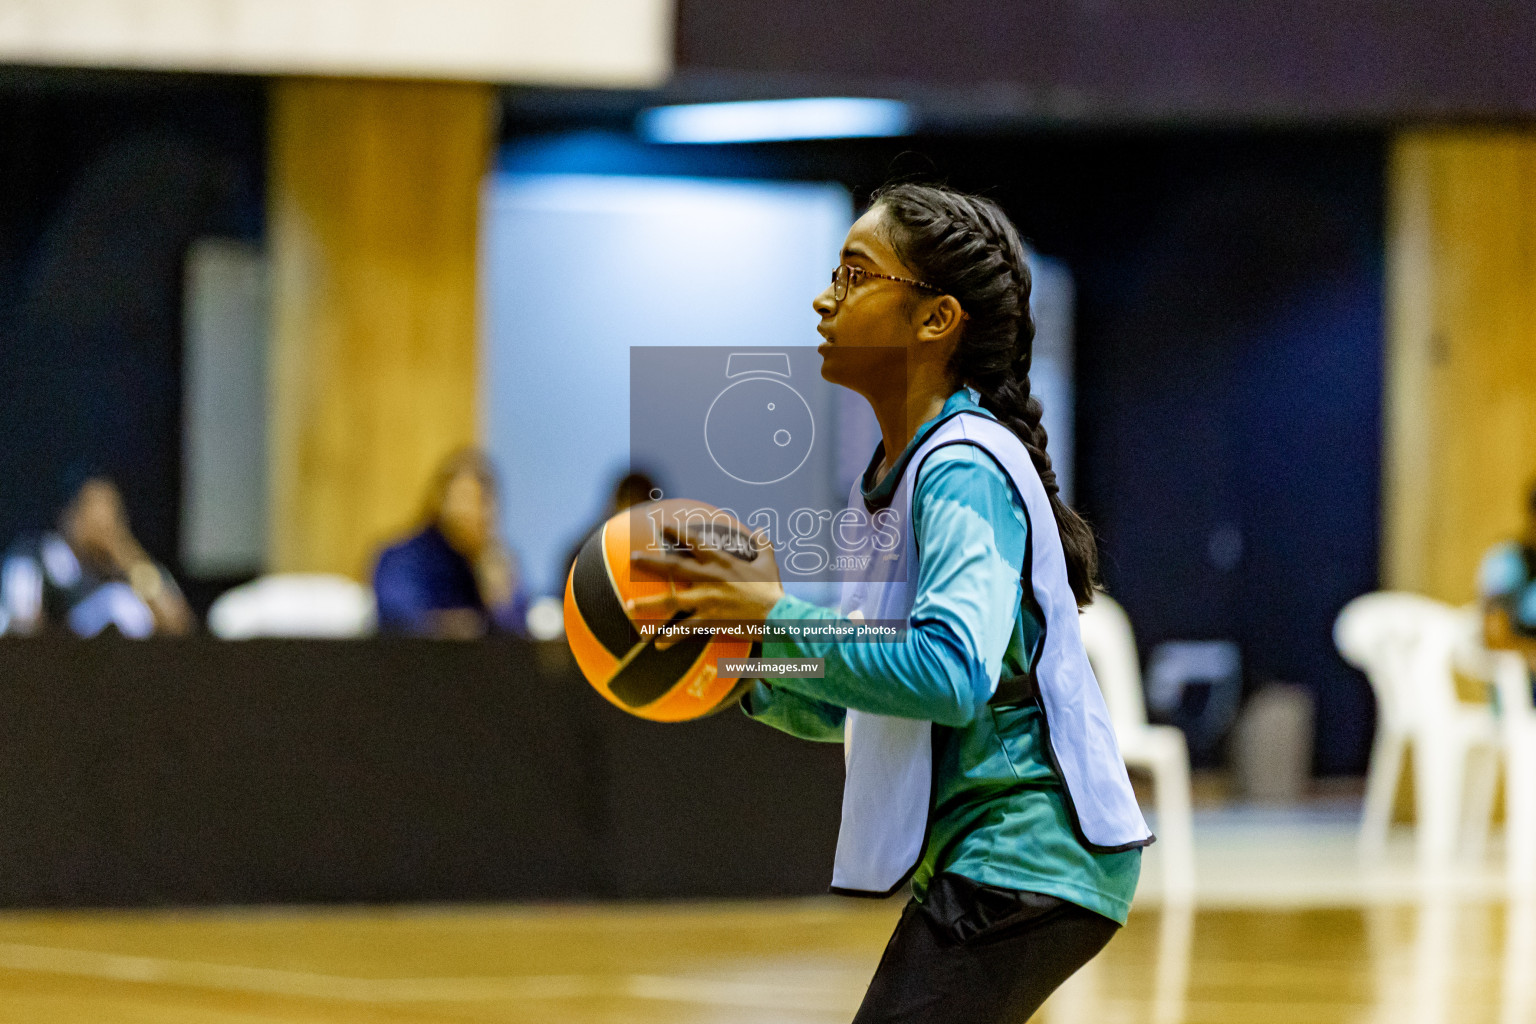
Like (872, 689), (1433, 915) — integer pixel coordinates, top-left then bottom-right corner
(1066, 138), (1382, 774)
(0, 70), (264, 599)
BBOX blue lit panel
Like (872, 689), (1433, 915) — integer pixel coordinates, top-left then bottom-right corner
(639, 98), (912, 144)
(481, 173), (854, 597)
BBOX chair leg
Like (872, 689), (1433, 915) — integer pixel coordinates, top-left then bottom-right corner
(1361, 729), (1403, 859)
(1461, 743), (1500, 866)
(1415, 735), (1463, 872)
(1508, 744), (1536, 895)
(1151, 738), (1196, 904)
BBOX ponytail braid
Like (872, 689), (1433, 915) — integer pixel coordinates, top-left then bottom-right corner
(872, 182), (1100, 606)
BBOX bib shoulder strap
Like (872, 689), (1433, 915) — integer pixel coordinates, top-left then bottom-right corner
(909, 415), (1045, 711)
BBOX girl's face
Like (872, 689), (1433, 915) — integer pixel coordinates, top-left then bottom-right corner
(813, 205), (925, 398)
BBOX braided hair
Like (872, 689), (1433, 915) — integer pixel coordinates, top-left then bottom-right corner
(872, 182), (1099, 606)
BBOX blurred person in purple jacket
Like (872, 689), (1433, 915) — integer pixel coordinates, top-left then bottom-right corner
(371, 448), (529, 638)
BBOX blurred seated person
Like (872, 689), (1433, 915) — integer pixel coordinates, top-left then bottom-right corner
(1479, 480), (1536, 669)
(1, 474), (192, 637)
(373, 448), (529, 638)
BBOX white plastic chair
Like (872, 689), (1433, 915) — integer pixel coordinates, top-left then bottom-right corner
(1334, 591), (1500, 868)
(207, 573), (377, 639)
(1449, 604), (1536, 892)
(1497, 651), (1536, 893)
(1079, 592), (1196, 903)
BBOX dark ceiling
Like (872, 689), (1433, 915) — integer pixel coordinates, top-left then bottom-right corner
(673, 0), (1536, 125)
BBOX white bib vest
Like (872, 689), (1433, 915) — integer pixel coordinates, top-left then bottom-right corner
(830, 410), (1154, 897)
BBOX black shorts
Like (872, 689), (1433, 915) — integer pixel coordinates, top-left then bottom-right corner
(852, 873), (1121, 1024)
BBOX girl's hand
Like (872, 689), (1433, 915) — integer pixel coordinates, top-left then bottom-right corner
(627, 526), (784, 650)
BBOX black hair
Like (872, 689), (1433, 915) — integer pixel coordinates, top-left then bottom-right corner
(871, 182), (1099, 606)
(613, 470), (659, 510)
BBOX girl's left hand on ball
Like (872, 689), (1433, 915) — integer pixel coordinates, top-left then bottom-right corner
(627, 526), (784, 650)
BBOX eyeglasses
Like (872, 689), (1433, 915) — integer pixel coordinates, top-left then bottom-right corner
(830, 263), (942, 303)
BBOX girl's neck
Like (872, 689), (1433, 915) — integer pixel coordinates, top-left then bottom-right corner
(869, 379), (961, 481)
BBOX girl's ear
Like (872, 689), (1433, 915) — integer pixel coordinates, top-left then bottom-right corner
(917, 294), (966, 345)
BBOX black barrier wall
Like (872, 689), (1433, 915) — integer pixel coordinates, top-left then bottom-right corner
(0, 638), (844, 907)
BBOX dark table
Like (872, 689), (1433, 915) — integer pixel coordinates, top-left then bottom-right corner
(0, 637), (844, 907)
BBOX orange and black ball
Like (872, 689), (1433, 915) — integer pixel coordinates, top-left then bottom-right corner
(564, 498), (756, 722)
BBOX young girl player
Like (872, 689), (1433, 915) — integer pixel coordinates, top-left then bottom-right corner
(629, 182), (1151, 1023)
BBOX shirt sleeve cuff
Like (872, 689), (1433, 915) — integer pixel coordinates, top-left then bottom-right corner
(740, 679), (774, 717)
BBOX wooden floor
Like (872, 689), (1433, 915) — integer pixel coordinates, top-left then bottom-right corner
(0, 895), (1531, 1023)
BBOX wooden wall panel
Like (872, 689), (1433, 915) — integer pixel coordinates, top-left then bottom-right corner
(268, 77), (493, 578)
(1384, 131), (1536, 602)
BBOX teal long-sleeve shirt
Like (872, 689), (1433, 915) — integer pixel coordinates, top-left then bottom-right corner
(742, 387), (1141, 923)
(748, 440), (1024, 730)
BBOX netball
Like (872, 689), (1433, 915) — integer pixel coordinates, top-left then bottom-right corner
(563, 498), (756, 721)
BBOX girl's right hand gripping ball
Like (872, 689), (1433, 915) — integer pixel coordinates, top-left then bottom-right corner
(564, 498), (756, 722)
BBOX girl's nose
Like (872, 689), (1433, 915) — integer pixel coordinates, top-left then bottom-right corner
(813, 285), (836, 317)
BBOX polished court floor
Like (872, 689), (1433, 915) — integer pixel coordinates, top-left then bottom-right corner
(1, 808), (1532, 1024)
(0, 897), (1531, 1023)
